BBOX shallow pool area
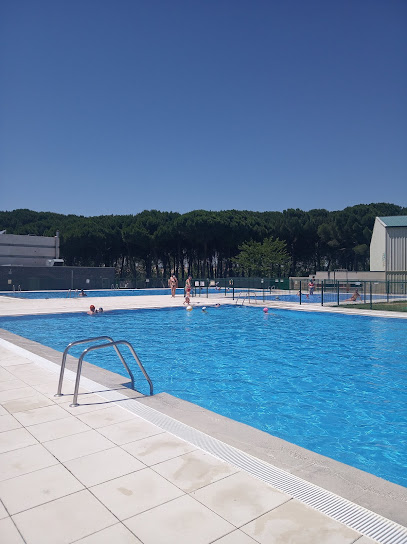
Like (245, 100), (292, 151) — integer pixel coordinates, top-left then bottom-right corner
(0, 288), (176, 299)
(0, 305), (406, 487)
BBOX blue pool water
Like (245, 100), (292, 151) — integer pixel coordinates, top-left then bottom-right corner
(0, 288), (177, 299)
(1, 288), (397, 305)
(0, 305), (406, 487)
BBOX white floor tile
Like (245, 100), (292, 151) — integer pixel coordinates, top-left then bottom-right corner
(43, 429), (115, 462)
(12, 489), (117, 544)
(28, 415), (90, 442)
(75, 523), (143, 543)
(122, 432), (196, 466)
(0, 516), (25, 543)
(0, 444), (59, 481)
(77, 405), (135, 429)
(58, 394), (114, 415)
(64, 446), (145, 487)
(202, 529), (257, 544)
(0, 427), (37, 454)
(0, 355), (33, 367)
(0, 386), (39, 404)
(0, 414), (22, 433)
(0, 368), (15, 382)
(241, 499), (360, 543)
(191, 471), (290, 526)
(90, 468), (184, 521)
(12, 403), (68, 426)
(0, 379), (27, 392)
(1, 392), (54, 414)
(0, 464), (84, 515)
(153, 449), (239, 493)
(124, 494), (234, 544)
(97, 417), (163, 445)
(0, 499), (8, 519)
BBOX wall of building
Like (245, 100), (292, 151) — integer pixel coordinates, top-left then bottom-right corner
(369, 218), (386, 271)
(0, 266), (115, 291)
(386, 227), (407, 272)
(0, 233), (60, 267)
(314, 271), (386, 281)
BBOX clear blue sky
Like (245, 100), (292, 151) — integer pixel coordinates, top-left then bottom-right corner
(1, 0), (406, 217)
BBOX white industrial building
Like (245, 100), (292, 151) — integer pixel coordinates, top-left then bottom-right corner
(370, 216), (407, 281)
(0, 232), (63, 267)
(307, 215), (407, 284)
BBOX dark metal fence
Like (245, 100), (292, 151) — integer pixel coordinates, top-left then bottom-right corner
(189, 277), (407, 309)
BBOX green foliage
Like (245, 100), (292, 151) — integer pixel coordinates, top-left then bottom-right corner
(234, 237), (290, 277)
(0, 203), (406, 279)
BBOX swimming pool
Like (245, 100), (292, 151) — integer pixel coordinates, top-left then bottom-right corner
(0, 288), (178, 299)
(0, 305), (406, 487)
(1, 288), (395, 306)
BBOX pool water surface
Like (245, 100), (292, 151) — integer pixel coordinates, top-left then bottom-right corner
(0, 305), (406, 487)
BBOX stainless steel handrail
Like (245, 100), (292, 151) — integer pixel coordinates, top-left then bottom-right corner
(235, 290), (258, 305)
(69, 340), (153, 407)
(55, 335), (153, 405)
(55, 336), (123, 397)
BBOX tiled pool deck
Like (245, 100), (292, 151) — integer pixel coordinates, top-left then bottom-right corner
(0, 294), (406, 544)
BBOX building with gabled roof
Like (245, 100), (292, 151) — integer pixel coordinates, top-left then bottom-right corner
(370, 216), (407, 281)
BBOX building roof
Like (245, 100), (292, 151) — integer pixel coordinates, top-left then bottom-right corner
(378, 216), (407, 227)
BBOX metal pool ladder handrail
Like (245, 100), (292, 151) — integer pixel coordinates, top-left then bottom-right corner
(55, 336), (153, 407)
(235, 290), (258, 305)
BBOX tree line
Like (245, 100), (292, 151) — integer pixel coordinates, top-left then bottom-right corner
(0, 203), (405, 280)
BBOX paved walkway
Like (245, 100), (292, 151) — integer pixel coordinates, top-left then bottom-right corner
(0, 294), (406, 543)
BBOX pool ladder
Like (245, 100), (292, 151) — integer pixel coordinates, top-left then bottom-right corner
(235, 290), (258, 305)
(55, 336), (153, 407)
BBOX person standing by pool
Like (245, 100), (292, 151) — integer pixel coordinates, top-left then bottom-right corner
(169, 274), (178, 297)
(308, 279), (315, 295)
(185, 275), (192, 299)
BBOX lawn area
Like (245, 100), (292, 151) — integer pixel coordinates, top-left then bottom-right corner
(342, 301), (407, 312)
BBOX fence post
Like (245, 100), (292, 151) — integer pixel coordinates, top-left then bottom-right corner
(321, 281), (324, 306)
(337, 281), (340, 306)
(386, 280), (389, 303)
(299, 281), (302, 305)
(370, 282), (372, 309)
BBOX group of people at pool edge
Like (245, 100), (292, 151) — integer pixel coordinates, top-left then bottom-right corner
(83, 274), (363, 314)
(168, 274), (192, 304)
(296, 278), (362, 302)
(169, 274), (222, 311)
